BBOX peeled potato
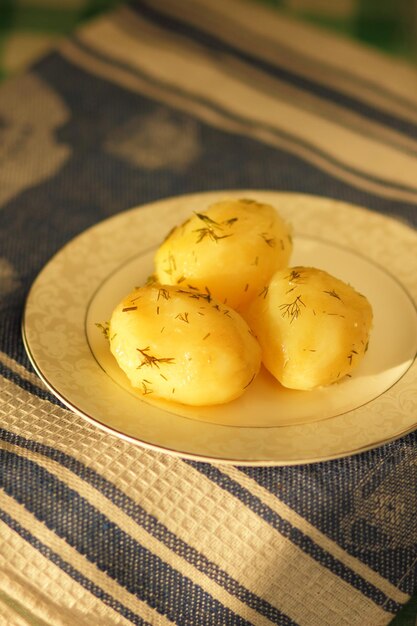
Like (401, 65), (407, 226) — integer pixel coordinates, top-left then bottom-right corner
(154, 198), (292, 310)
(109, 284), (261, 405)
(244, 266), (373, 390)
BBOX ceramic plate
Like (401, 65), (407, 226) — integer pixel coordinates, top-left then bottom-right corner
(22, 191), (417, 465)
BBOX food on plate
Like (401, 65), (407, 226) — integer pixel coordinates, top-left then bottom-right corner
(154, 198), (292, 310)
(109, 284), (261, 405)
(106, 197), (374, 404)
(243, 266), (373, 390)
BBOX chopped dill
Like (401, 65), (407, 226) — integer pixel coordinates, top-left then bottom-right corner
(260, 232), (276, 247)
(324, 289), (342, 301)
(141, 381), (153, 395)
(243, 373), (256, 389)
(137, 346), (175, 369)
(279, 295), (306, 323)
(285, 269), (303, 282)
(193, 212), (236, 244)
(157, 287), (171, 300)
(175, 312), (189, 323)
(194, 228), (231, 244)
(95, 322), (110, 339)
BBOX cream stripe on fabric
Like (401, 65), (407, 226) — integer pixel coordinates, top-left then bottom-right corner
(0, 350), (47, 388)
(71, 16), (417, 199)
(117, 6), (417, 158)
(142, 0), (417, 124)
(162, 0), (417, 111)
(116, 456), (393, 626)
(1, 441), (275, 626)
(0, 491), (171, 626)
(220, 466), (409, 605)
(0, 517), (144, 626)
(1, 378), (394, 626)
(59, 41), (417, 206)
(78, 14), (417, 190)
(0, 566), (94, 626)
(0, 589), (50, 626)
(0, 363), (405, 607)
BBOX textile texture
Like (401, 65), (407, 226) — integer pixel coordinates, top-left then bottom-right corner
(1, 0), (416, 83)
(1, 1), (417, 624)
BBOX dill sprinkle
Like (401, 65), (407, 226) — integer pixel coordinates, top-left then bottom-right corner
(175, 312), (189, 323)
(260, 232), (275, 247)
(279, 295), (306, 323)
(137, 347), (175, 369)
(243, 373), (256, 389)
(324, 289), (342, 301)
(158, 288), (170, 300)
(95, 322), (110, 339)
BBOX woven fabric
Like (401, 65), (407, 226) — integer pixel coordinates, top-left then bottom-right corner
(1, 0), (415, 84)
(1, 1), (417, 624)
(262, 0), (417, 61)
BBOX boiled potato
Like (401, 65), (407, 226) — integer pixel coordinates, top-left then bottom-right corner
(109, 284), (261, 405)
(244, 266), (373, 390)
(154, 199), (292, 310)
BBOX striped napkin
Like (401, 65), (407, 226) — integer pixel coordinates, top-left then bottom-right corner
(0, 0), (415, 84)
(1, 1), (417, 624)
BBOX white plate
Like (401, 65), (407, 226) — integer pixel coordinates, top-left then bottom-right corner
(22, 191), (417, 464)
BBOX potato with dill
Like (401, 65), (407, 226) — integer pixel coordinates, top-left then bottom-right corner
(154, 199), (292, 310)
(109, 284), (261, 405)
(244, 267), (373, 390)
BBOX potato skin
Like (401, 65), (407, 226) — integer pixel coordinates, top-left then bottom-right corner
(154, 199), (292, 310)
(109, 284), (261, 405)
(244, 266), (373, 390)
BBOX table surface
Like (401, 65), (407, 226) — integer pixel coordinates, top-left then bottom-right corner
(1, 1), (417, 625)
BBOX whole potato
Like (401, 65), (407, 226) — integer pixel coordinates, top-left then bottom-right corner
(109, 284), (261, 405)
(154, 199), (292, 310)
(244, 266), (373, 390)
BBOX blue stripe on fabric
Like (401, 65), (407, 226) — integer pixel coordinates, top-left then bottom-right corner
(131, 0), (417, 141)
(0, 360), (63, 408)
(186, 461), (401, 614)
(0, 449), (254, 626)
(239, 444), (417, 597)
(134, 0), (417, 119)
(0, 508), (152, 626)
(0, 436), (297, 626)
(70, 36), (417, 198)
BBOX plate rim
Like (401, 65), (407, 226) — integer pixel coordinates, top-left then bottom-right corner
(22, 189), (417, 465)
(21, 324), (417, 466)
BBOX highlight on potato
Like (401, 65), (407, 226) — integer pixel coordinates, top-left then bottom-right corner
(154, 198), (293, 310)
(243, 266), (373, 390)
